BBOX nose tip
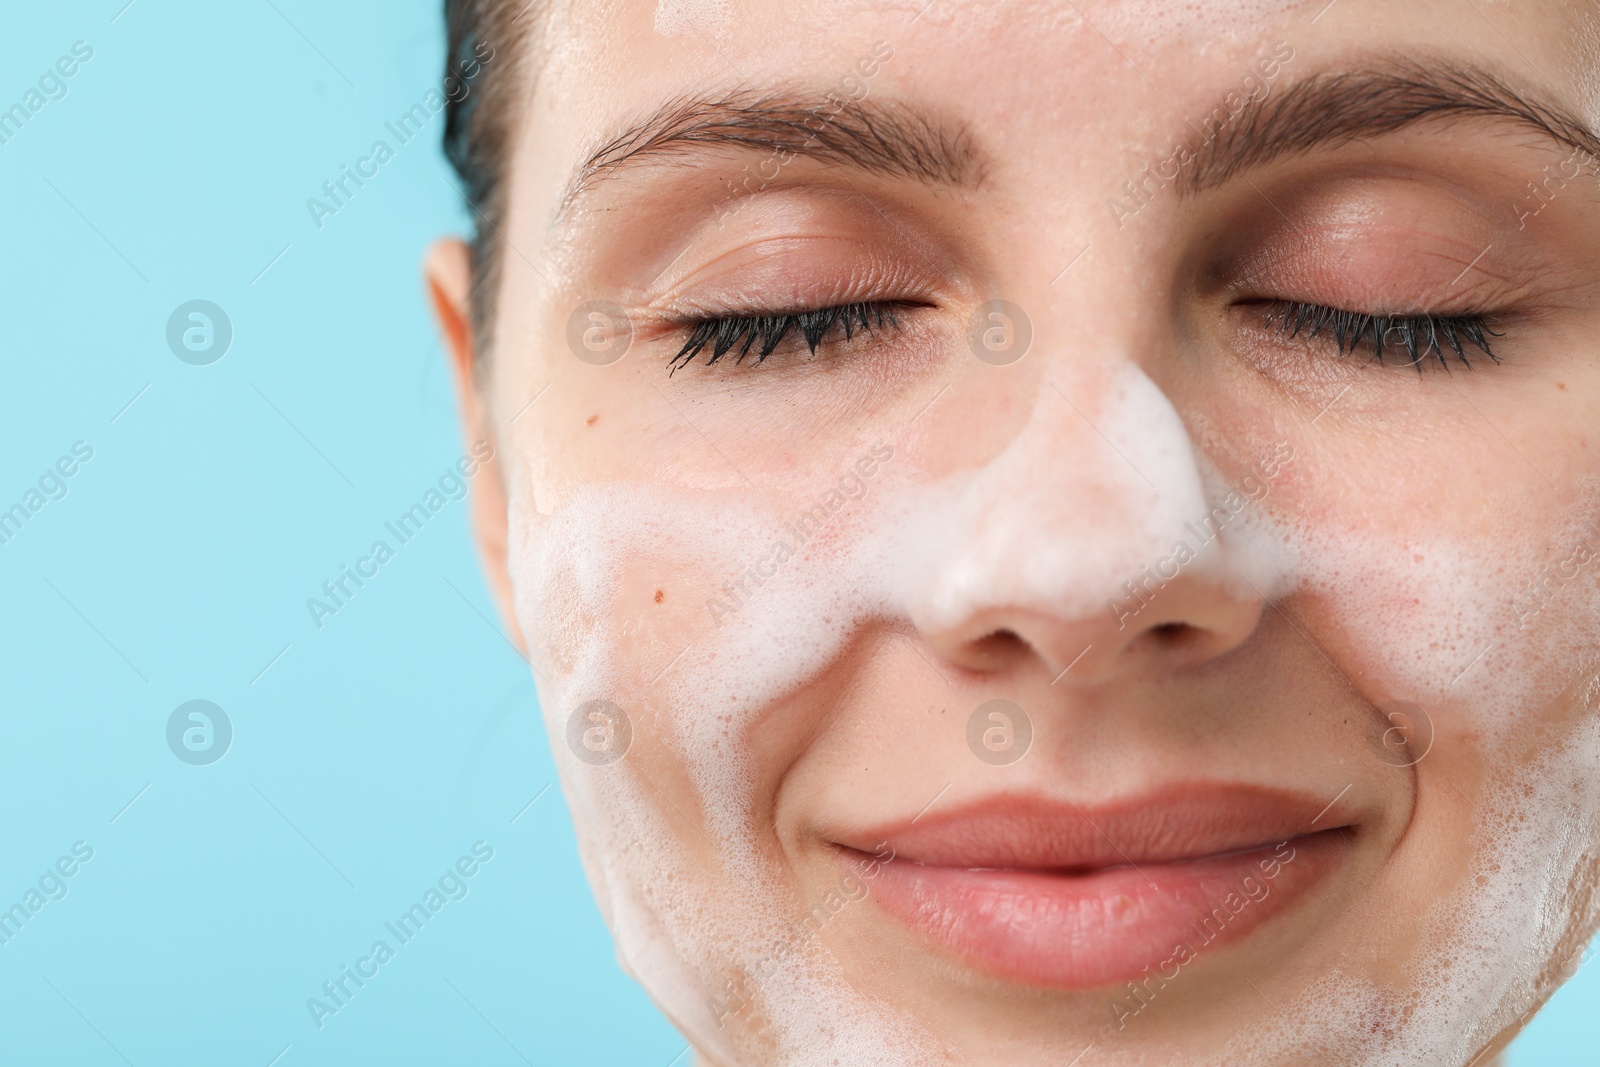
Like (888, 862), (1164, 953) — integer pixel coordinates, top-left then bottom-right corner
(923, 580), (1266, 685)
(904, 362), (1278, 687)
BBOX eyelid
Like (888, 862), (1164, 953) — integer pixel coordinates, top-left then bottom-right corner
(1204, 174), (1552, 309)
(659, 295), (935, 325)
(646, 246), (944, 322)
(1224, 241), (1529, 309)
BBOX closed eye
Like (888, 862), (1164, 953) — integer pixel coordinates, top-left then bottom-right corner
(1260, 300), (1503, 371)
(667, 300), (915, 374)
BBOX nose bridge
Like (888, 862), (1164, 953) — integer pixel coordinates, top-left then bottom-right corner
(911, 361), (1212, 637)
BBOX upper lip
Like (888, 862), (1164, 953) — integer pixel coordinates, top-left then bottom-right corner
(836, 783), (1355, 871)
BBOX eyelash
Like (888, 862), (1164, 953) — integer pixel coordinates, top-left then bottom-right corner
(664, 297), (1504, 375)
(1264, 301), (1503, 370)
(668, 301), (904, 374)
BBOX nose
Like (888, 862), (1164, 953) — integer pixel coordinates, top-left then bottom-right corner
(906, 363), (1266, 685)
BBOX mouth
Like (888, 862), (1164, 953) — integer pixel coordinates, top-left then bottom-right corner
(833, 784), (1356, 989)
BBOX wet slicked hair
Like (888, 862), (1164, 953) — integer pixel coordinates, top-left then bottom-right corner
(442, 0), (542, 365)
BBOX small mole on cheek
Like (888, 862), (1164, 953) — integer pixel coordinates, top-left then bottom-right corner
(1557, 383), (1568, 392)
(586, 414), (599, 426)
(654, 589), (664, 604)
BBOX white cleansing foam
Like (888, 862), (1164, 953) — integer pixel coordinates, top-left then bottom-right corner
(507, 360), (1600, 1066)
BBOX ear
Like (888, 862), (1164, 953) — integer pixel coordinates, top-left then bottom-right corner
(424, 237), (528, 656)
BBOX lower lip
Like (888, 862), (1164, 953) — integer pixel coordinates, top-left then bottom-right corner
(849, 832), (1345, 989)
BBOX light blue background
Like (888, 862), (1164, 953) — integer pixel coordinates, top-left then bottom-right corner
(0, 3), (1591, 1064)
(0, 2), (682, 1064)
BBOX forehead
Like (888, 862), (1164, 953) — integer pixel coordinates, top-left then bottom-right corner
(515, 0), (1596, 221)
(525, 0), (1598, 110)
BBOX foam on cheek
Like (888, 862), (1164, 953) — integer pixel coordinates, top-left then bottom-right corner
(1230, 482), (1600, 744)
(1217, 710), (1600, 1067)
(508, 478), (945, 1064)
(505, 374), (1600, 1064)
(1422, 709), (1600, 1061)
(1210, 482), (1600, 1064)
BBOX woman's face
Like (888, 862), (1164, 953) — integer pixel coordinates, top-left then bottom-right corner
(432, 1), (1600, 1062)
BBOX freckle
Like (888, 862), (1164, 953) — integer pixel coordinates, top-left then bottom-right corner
(654, 589), (664, 604)
(586, 414), (599, 426)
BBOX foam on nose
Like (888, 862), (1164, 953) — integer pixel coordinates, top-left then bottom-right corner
(897, 363), (1217, 636)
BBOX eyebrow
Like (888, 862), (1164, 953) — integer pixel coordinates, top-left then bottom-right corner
(558, 89), (982, 216)
(1183, 61), (1600, 193)
(559, 61), (1600, 219)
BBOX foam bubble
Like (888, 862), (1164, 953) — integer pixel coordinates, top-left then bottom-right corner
(506, 363), (1600, 1064)
(654, 0), (731, 37)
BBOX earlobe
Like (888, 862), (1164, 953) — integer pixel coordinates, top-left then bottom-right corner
(423, 238), (529, 657)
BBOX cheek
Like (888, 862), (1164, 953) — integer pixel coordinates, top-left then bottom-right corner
(1254, 470), (1600, 734)
(1233, 443), (1600, 1044)
(1187, 336), (1600, 742)
(505, 472), (941, 1060)
(507, 468), (853, 905)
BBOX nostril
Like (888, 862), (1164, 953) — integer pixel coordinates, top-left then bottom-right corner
(970, 629), (1028, 662)
(1147, 621), (1202, 651)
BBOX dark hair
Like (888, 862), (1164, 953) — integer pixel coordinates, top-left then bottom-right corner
(442, 0), (541, 363)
